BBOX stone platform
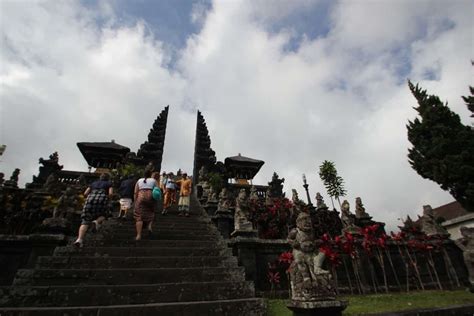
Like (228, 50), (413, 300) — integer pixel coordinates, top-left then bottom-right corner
(287, 300), (348, 316)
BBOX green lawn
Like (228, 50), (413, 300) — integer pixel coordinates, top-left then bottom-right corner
(267, 290), (474, 315)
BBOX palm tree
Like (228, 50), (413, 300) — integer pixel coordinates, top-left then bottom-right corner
(318, 160), (347, 208)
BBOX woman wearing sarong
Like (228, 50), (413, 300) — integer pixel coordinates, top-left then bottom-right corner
(74, 173), (113, 247)
(163, 172), (177, 215)
(134, 169), (157, 241)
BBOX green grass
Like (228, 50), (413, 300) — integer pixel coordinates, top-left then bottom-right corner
(267, 290), (474, 315)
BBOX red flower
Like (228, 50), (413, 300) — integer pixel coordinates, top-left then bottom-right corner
(390, 231), (405, 242)
(377, 237), (387, 248)
(320, 246), (341, 266)
(278, 251), (294, 265)
(322, 233), (331, 243)
(370, 224), (379, 233)
(268, 271), (281, 284)
(344, 231), (354, 242)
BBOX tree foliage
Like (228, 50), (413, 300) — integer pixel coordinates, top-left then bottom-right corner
(207, 172), (224, 194)
(462, 86), (474, 118)
(318, 160), (347, 208)
(117, 163), (144, 179)
(407, 81), (474, 211)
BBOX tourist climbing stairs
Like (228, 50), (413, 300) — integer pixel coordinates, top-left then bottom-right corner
(0, 196), (265, 315)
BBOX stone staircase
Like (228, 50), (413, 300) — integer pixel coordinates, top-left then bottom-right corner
(0, 196), (266, 315)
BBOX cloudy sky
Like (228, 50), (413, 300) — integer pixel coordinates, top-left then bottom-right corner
(0, 0), (472, 231)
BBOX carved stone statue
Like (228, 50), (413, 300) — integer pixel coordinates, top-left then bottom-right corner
(315, 193), (328, 211)
(355, 197), (370, 219)
(198, 166), (208, 182)
(217, 188), (232, 211)
(41, 187), (80, 234)
(398, 215), (420, 235)
(53, 187), (80, 219)
(289, 189), (306, 228)
(214, 187), (234, 238)
(341, 200), (358, 234)
(234, 189), (252, 231)
(198, 166), (210, 199)
(288, 212), (335, 301)
(249, 186), (259, 203)
(43, 172), (61, 194)
(265, 188), (273, 207)
(292, 189), (300, 203)
(207, 185), (218, 203)
(420, 205), (449, 236)
(455, 227), (474, 291)
(4, 168), (20, 188)
(292, 189), (306, 212)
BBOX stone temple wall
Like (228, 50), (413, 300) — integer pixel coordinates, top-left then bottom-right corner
(227, 237), (468, 297)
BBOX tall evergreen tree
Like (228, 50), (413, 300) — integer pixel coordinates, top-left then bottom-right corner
(407, 81), (474, 211)
(462, 86), (474, 118)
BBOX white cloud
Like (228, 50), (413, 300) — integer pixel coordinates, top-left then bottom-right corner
(0, 1), (186, 181)
(1, 0), (472, 232)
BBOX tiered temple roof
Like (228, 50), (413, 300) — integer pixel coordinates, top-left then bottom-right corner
(224, 154), (264, 180)
(77, 141), (130, 169)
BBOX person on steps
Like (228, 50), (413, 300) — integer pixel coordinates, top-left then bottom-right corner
(74, 173), (113, 247)
(151, 171), (162, 221)
(134, 169), (157, 241)
(162, 172), (176, 215)
(176, 172), (192, 217)
(118, 174), (135, 219)
(159, 171), (167, 194)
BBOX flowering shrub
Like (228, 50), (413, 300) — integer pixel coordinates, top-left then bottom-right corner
(250, 197), (293, 239)
(278, 251), (294, 271)
(319, 233), (342, 267)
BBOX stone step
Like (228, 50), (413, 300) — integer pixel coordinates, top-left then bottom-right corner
(35, 256), (238, 269)
(102, 219), (213, 229)
(13, 267), (246, 286)
(53, 246), (231, 257)
(103, 227), (215, 239)
(0, 298), (266, 316)
(70, 239), (220, 248)
(100, 225), (217, 233)
(136, 216), (209, 223)
(110, 220), (213, 227)
(100, 232), (219, 241)
(0, 281), (256, 307)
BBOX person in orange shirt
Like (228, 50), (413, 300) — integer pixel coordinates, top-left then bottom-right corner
(176, 172), (192, 217)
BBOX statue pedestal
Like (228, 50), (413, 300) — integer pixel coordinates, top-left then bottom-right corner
(204, 201), (218, 217)
(287, 300), (348, 316)
(40, 217), (72, 235)
(231, 229), (258, 238)
(212, 209), (234, 239)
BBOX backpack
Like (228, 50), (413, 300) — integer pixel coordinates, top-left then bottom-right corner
(152, 187), (162, 201)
